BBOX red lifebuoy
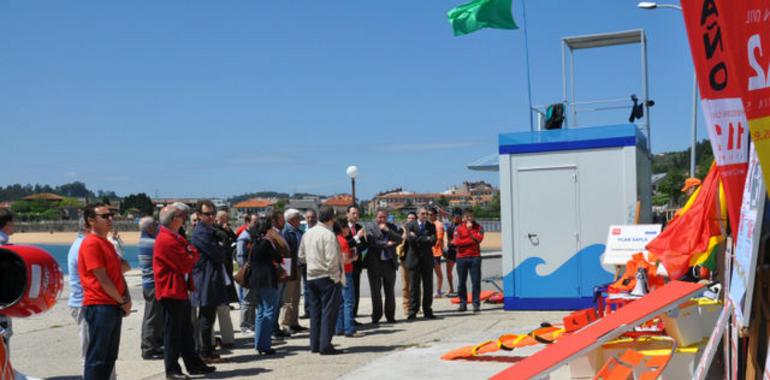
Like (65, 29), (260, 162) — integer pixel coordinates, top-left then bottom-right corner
(0, 245), (63, 317)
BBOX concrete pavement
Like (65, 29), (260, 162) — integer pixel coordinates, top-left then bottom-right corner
(10, 256), (572, 380)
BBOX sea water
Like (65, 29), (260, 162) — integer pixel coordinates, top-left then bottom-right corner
(35, 244), (140, 275)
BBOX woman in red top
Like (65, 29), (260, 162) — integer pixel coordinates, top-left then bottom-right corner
(334, 217), (362, 337)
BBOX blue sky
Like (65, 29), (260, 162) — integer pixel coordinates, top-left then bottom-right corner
(0, 1), (699, 199)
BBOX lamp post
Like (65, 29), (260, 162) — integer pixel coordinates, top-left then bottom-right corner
(346, 165), (359, 207)
(638, 2), (698, 178)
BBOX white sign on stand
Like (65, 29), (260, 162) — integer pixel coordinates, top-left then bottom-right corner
(729, 143), (766, 327)
(602, 224), (662, 265)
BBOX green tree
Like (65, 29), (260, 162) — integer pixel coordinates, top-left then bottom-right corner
(657, 169), (686, 205)
(437, 196), (449, 208)
(120, 193), (154, 216)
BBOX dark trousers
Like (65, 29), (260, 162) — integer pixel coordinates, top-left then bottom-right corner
(408, 257), (434, 316)
(141, 287), (164, 355)
(352, 260), (363, 318)
(84, 305), (122, 380)
(197, 305), (217, 355)
(368, 260), (397, 322)
(456, 256), (482, 307)
(307, 277), (341, 353)
(160, 299), (204, 375)
(300, 264), (310, 317)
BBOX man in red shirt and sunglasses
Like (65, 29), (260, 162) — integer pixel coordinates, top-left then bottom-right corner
(78, 204), (131, 380)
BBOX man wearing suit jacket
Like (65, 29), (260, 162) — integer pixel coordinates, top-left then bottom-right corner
(405, 207), (438, 320)
(364, 209), (403, 324)
(345, 206), (367, 325)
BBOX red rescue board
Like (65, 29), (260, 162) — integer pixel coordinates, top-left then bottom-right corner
(490, 281), (704, 380)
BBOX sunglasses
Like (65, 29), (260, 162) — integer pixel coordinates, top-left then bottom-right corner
(96, 213), (114, 219)
(201, 212), (216, 217)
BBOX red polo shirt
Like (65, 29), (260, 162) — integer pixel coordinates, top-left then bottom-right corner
(153, 226), (199, 300)
(78, 234), (126, 306)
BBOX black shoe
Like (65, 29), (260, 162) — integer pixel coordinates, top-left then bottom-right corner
(300, 314), (310, 319)
(258, 348), (277, 356)
(166, 373), (189, 380)
(385, 318), (397, 324)
(290, 324), (308, 331)
(319, 348), (344, 355)
(142, 351), (164, 360)
(370, 319), (380, 325)
(273, 329), (291, 338)
(353, 320), (363, 326)
(473, 307), (481, 313)
(457, 304), (467, 312)
(188, 365), (216, 375)
(407, 314), (417, 320)
(424, 313), (438, 320)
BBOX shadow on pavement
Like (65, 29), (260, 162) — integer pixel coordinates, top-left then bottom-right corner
(205, 367), (271, 378)
(343, 344), (403, 354)
(46, 377), (81, 380)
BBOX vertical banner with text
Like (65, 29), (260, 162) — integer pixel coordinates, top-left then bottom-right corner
(682, 0), (750, 232)
(720, 1), (770, 193)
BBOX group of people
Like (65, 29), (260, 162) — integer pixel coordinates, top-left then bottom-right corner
(6, 200), (484, 380)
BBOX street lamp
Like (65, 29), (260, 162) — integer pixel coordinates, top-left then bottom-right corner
(638, 2), (682, 10)
(638, 2), (698, 178)
(346, 165), (359, 207)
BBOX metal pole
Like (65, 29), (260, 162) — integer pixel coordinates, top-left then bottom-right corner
(690, 72), (698, 177)
(521, 0), (535, 133)
(641, 31), (651, 151)
(351, 178), (356, 207)
(570, 47), (576, 128)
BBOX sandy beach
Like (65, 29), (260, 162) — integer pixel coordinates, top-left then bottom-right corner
(11, 231), (142, 245)
(9, 231), (503, 250)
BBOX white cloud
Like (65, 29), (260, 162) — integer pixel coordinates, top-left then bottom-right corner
(64, 171), (78, 179)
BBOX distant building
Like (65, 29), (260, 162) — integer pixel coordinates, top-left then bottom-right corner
(232, 198), (275, 217)
(23, 193), (65, 202)
(323, 194), (353, 215)
(287, 196), (320, 213)
(370, 181), (499, 215)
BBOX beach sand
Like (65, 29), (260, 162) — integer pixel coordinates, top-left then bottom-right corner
(10, 230), (502, 250)
(11, 231), (141, 245)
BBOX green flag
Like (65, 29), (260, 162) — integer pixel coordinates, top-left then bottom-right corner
(447, 0), (518, 36)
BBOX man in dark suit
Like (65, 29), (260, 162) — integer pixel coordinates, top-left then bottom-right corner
(190, 200), (228, 363)
(345, 206), (367, 325)
(365, 209), (403, 324)
(405, 207), (437, 320)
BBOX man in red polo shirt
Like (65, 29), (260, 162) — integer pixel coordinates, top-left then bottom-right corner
(154, 202), (215, 379)
(451, 209), (485, 313)
(78, 204), (131, 380)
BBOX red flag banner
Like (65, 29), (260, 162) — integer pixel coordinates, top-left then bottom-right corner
(717, 1), (770, 197)
(682, 0), (749, 232)
(646, 164), (723, 280)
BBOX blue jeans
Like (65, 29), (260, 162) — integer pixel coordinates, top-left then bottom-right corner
(84, 305), (122, 380)
(254, 287), (279, 351)
(335, 273), (355, 335)
(456, 256), (482, 307)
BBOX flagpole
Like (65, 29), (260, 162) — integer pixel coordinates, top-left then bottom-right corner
(520, 0), (535, 132)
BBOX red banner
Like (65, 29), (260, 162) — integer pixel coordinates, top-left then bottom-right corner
(682, 0), (749, 232)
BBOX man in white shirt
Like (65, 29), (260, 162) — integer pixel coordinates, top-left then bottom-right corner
(298, 206), (343, 355)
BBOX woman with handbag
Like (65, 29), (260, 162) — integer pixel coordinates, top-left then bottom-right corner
(245, 218), (284, 355)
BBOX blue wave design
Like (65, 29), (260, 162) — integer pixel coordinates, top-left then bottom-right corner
(503, 244), (612, 298)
